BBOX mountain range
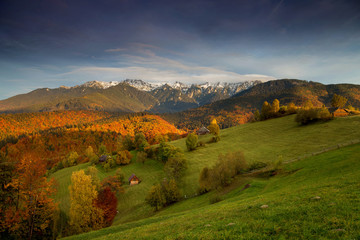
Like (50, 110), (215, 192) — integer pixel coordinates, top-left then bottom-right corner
(0, 79), (260, 113)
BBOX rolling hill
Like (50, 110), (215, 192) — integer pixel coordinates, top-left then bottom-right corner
(49, 114), (360, 239)
(164, 79), (360, 129)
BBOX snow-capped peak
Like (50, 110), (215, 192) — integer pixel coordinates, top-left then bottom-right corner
(80, 80), (120, 89)
(122, 79), (158, 91)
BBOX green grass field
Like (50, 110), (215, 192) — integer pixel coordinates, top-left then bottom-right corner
(64, 141), (360, 239)
(54, 115), (360, 238)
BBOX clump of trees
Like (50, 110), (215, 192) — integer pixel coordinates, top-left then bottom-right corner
(68, 167), (122, 235)
(1, 154), (59, 240)
(69, 170), (104, 234)
(259, 99), (297, 121)
(199, 151), (247, 193)
(295, 106), (332, 125)
(145, 179), (181, 210)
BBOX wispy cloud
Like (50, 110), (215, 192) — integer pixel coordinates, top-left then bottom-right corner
(60, 66), (275, 84)
(105, 48), (127, 52)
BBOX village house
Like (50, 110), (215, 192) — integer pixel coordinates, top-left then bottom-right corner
(197, 126), (210, 135)
(99, 155), (109, 163)
(328, 107), (350, 117)
(128, 174), (140, 185)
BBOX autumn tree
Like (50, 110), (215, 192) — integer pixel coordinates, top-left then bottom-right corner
(3, 154), (58, 239)
(69, 170), (104, 234)
(101, 175), (124, 194)
(116, 150), (132, 165)
(208, 119), (220, 142)
(260, 101), (272, 120)
(287, 102), (297, 114)
(185, 133), (198, 151)
(303, 100), (314, 110)
(94, 187), (117, 227)
(208, 119), (220, 135)
(85, 146), (98, 163)
(331, 94), (348, 108)
(271, 99), (280, 113)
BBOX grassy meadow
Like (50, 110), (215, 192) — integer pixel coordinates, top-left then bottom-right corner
(65, 141), (360, 239)
(53, 114), (360, 238)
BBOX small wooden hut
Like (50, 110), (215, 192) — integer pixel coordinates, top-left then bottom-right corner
(128, 174), (140, 185)
(328, 107), (349, 117)
(197, 126), (210, 135)
(99, 155), (108, 163)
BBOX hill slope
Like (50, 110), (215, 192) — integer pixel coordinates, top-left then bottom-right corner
(65, 131), (360, 239)
(164, 79), (360, 129)
(51, 115), (360, 238)
(0, 83), (158, 113)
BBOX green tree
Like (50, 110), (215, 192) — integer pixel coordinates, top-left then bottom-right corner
(136, 151), (147, 164)
(157, 142), (182, 163)
(69, 170), (104, 234)
(98, 144), (108, 156)
(85, 166), (100, 190)
(134, 133), (149, 151)
(185, 133), (198, 151)
(164, 157), (187, 181)
(253, 110), (260, 121)
(122, 134), (134, 151)
(331, 94), (348, 108)
(145, 184), (166, 211)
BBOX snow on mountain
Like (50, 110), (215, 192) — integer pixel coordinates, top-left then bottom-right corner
(122, 79), (159, 91)
(79, 80), (120, 89)
(77, 79), (260, 96)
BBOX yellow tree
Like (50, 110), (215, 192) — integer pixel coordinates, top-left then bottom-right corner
(69, 170), (104, 234)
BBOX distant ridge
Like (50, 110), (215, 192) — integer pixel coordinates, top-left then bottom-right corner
(0, 79), (260, 113)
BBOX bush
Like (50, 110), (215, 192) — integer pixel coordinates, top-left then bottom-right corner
(199, 151), (247, 193)
(186, 133), (198, 151)
(197, 141), (205, 147)
(248, 161), (268, 171)
(209, 193), (223, 204)
(136, 151), (147, 164)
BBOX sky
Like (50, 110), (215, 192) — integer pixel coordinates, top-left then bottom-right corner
(1, 0), (360, 100)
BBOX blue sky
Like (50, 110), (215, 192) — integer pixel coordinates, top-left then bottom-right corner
(1, 0), (360, 99)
